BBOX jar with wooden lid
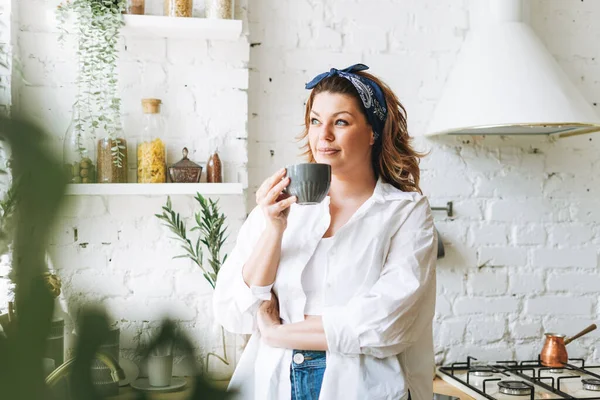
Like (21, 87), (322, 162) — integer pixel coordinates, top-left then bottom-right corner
(164, 0), (192, 17)
(206, 0), (234, 19)
(125, 0), (145, 15)
(137, 99), (166, 183)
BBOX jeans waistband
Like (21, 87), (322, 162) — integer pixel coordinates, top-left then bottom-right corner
(291, 350), (326, 369)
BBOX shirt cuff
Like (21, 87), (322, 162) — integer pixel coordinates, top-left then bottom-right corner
(322, 305), (361, 355)
(250, 283), (273, 301)
(233, 269), (263, 314)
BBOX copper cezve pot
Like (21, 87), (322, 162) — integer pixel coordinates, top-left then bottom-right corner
(541, 324), (597, 367)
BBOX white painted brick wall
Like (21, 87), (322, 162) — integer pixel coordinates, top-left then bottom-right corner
(2, 0), (599, 373)
(248, 0), (600, 365)
(0, 0), (250, 376)
(525, 297), (594, 316)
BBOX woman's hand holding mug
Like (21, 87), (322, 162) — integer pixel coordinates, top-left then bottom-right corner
(255, 168), (297, 233)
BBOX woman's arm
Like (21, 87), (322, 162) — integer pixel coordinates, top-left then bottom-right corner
(242, 169), (296, 287)
(257, 296), (328, 351)
(241, 226), (284, 287)
(213, 169), (296, 334)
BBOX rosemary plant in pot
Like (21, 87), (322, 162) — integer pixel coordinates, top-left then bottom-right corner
(57, 0), (128, 184)
(156, 193), (234, 380)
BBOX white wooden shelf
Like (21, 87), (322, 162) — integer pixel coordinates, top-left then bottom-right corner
(65, 183), (243, 196)
(121, 15), (243, 40)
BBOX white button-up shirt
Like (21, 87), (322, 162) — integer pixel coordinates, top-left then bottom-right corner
(213, 179), (437, 400)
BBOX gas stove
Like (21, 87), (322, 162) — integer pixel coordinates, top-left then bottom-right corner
(437, 356), (600, 400)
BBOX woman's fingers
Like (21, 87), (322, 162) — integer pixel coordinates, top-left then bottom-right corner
(267, 196), (296, 216)
(278, 195), (297, 210)
(265, 177), (290, 204)
(256, 168), (286, 202)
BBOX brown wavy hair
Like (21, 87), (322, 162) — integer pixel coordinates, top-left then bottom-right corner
(298, 71), (425, 194)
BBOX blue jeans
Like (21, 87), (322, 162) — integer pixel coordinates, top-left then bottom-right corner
(290, 350), (327, 400)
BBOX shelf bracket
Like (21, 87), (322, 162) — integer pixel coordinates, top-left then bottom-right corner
(431, 201), (453, 217)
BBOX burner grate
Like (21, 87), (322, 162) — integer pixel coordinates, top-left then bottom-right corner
(583, 379), (600, 392)
(497, 381), (533, 396)
(438, 356), (600, 400)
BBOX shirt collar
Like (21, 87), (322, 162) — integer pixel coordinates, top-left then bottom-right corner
(372, 177), (418, 204)
(321, 177), (417, 206)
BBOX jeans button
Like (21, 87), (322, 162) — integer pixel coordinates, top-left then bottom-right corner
(293, 353), (305, 364)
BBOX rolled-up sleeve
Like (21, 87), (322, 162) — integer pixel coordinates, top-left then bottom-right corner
(213, 206), (267, 334)
(322, 196), (437, 359)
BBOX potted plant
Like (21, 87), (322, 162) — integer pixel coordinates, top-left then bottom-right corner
(57, 0), (128, 183)
(156, 193), (233, 379)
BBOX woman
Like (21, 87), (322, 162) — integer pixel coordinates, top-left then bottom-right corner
(213, 64), (437, 400)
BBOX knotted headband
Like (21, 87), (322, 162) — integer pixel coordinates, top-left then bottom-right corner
(305, 64), (388, 140)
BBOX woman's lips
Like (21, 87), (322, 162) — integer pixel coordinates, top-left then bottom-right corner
(318, 149), (340, 155)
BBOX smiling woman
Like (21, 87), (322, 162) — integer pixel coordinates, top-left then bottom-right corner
(300, 64), (425, 195)
(213, 64), (437, 400)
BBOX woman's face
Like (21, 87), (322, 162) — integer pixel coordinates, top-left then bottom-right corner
(308, 92), (374, 176)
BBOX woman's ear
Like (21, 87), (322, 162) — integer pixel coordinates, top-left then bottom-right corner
(369, 131), (375, 145)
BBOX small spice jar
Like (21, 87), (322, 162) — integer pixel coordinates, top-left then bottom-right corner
(125, 0), (145, 15)
(164, 0), (192, 17)
(168, 148), (202, 183)
(205, 0), (234, 19)
(206, 149), (223, 183)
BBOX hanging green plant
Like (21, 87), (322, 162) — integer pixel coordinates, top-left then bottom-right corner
(56, 0), (126, 167)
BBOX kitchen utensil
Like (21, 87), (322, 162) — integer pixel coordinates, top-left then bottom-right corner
(541, 324), (597, 367)
(564, 323), (597, 345)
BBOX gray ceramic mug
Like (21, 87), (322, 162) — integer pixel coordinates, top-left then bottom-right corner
(284, 163), (331, 205)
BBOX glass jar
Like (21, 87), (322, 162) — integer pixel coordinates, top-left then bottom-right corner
(164, 0), (192, 17)
(63, 106), (96, 184)
(206, 149), (223, 183)
(206, 0), (234, 19)
(97, 129), (128, 183)
(125, 0), (145, 15)
(138, 99), (166, 183)
(168, 147), (202, 183)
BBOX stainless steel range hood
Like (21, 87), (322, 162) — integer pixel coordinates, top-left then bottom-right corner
(425, 0), (600, 138)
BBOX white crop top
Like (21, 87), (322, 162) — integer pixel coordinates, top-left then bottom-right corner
(248, 237), (334, 315)
(302, 237), (334, 315)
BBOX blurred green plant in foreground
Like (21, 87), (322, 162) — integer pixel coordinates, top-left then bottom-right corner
(0, 118), (233, 399)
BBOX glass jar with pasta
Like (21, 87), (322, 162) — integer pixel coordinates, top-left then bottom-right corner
(137, 98), (167, 183)
(164, 0), (192, 17)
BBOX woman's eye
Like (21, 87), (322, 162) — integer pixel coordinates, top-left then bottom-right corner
(335, 119), (348, 126)
(310, 118), (320, 125)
